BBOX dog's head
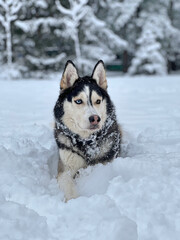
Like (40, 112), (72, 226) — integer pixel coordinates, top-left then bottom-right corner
(54, 60), (112, 138)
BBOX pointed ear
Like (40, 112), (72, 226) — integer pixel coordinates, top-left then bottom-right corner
(60, 60), (79, 90)
(92, 60), (107, 90)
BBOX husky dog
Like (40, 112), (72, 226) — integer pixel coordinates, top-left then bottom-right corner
(54, 60), (121, 201)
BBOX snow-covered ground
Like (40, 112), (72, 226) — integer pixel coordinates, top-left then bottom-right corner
(0, 75), (180, 240)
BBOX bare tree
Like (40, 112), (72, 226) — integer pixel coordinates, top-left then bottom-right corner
(55, 0), (127, 73)
(56, 0), (89, 70)
(0, 0), (22, 67)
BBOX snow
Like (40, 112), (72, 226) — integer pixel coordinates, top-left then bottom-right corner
(0, 75), (180, 239)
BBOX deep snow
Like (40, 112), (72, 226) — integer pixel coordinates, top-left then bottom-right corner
(0, 75), (180, 240)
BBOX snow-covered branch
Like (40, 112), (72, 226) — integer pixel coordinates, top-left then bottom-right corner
(0, 15), (5, 28)
(27, 53), (66, 67)
(116, 0), (143, 29)
(0, 0), (7, 10)
(15, 17), (64, 33)
(55, 0), (72, 16)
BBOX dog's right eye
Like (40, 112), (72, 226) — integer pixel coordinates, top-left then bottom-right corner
(74, 99), (83, 104)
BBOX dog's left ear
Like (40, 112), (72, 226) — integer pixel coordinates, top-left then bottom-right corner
(92, 60), (107, 90)
(60, 60), (79, 90)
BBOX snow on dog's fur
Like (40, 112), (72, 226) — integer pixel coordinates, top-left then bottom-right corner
(54, 60), (122, 201)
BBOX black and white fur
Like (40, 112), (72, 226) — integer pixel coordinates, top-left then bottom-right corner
(54, 60), (122, 201)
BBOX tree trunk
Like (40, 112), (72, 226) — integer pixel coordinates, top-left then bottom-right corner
(167, 0), (174, 73)
(5, 10), (12, 67)
(123, 50), (128, 73)
(74, 30), (81, 70)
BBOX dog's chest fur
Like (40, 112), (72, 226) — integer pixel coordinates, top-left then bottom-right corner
(54, 109), (121, 165)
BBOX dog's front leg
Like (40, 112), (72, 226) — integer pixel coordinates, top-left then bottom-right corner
(57, 170), (79, 201)
(57, 149), (86, 202)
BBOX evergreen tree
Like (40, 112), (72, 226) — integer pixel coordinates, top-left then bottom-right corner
(166, 0), (180, 71)
(91, 0), (143, 72)
(128, 18), (167, 75)
(129, 0), (180, 74)
(14, 0), (66, 71)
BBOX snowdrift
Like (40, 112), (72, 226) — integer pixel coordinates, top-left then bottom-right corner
(0, 76), (180, 240)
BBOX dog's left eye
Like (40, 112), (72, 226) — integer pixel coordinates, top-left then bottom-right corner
(96, 99), (101, 104)
(74, 99), (83, 104)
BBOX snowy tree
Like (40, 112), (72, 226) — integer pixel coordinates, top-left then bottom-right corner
(80, 12), (127, 73)
(166, 0), (180, 71)
(90, 0), (143, 72)
(0, 26), (4, 63)
(102, 0), (143, 31)
(128, 19), (167, 75)
(0, 0), (22, 67)
(128, 0), (180, 75)
(14, 0), (66, 71)
(113, 0), (143, 72)
(55, 0), (90, 70)
(15, 15), (66, 69)
(56, 0), (127, 73)
(0, 0), (179, 75)
(0, 24), (4, 58)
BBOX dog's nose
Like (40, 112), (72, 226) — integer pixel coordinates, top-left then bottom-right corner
(89, 115), (101, 125)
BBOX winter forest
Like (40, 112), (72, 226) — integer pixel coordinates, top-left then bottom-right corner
(0, 0), (180, 77)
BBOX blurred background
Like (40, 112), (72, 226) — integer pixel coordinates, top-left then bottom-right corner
(0, 0), (180, 78)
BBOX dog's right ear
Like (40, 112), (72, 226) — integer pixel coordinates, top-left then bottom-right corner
(60, 60), (79, 90)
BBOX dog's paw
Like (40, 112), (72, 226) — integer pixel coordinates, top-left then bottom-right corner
(64, 191), (79, 202)
(63, 182), (79, 202)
